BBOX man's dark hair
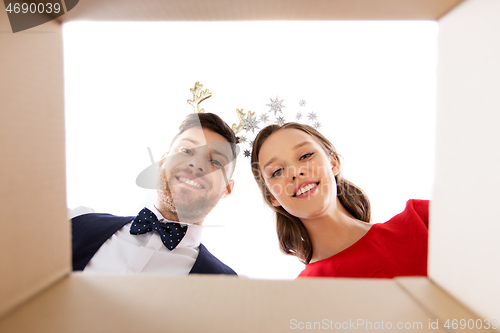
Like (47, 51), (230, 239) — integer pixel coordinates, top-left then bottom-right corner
(172, 112), (238, 159)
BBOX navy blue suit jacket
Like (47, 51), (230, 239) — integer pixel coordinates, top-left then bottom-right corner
(71, 213), (237, 275)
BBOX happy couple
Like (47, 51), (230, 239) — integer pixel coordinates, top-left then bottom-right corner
(72, 112), (429, 278)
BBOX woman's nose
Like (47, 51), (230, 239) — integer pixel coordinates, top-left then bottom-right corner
(292, 172), (305, 181)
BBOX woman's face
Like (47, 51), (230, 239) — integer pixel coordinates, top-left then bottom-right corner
(258, 128), (340, 220)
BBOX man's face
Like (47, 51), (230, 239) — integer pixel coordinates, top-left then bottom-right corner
(156, 127), (235, 223)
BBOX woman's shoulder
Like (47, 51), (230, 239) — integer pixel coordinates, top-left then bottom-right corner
(404, 199), (429, 210)
(404, 199), (429, 228)
(382, 199), (430, 229)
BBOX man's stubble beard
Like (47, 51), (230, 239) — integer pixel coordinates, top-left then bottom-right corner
(156, 166), (222, 223)
(156, 169), (178, 220)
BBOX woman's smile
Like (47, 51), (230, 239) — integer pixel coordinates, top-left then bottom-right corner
(293, 181), (320, 197)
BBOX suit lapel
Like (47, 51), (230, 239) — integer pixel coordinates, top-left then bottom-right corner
(189, 244), (237, 275)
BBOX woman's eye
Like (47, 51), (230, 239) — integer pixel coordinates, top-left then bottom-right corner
(180, 148), (192, 154)
(211, 159), (223, 168)
(300, 152), (314, 160)
(271, 168), (283, 178)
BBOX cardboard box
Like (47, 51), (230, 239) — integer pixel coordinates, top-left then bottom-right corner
(1, 0), (499, 331)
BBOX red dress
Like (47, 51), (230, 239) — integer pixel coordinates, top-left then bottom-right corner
(297, 199), (429, 278)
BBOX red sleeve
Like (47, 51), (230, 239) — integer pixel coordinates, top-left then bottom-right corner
(409, 199), (429, 228)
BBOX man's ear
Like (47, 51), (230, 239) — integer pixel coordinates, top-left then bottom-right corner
(270, 193), (281, 207)
(159, 152), (168, 167)
(222, 179), (235, 198)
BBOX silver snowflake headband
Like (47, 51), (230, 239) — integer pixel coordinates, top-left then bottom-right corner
(187, 82), (322, 158)
(230, 96), (322, 158)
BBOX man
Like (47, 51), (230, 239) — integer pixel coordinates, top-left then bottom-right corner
(71, 112), (238, 275)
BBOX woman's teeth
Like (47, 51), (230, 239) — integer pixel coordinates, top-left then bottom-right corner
(296, 183), (317, 196)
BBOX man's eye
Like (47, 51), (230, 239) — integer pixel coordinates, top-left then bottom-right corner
(271, 168), (283, 178)
(300, 152), (314, 160)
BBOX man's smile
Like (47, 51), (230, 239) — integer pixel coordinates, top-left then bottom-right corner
(175, 174), (205, 189)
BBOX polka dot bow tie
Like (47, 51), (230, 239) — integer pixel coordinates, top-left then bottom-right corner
(130, 207), (188, 251)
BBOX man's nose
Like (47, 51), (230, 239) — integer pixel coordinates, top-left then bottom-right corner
(188, 155), (206, 172)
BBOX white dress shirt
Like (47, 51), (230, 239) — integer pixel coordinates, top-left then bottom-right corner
(81, 206), (202, 274)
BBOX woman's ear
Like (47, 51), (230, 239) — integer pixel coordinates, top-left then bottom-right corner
(330, 155), (340, 176)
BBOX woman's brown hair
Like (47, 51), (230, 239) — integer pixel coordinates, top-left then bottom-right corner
(250, 123), (371, 264)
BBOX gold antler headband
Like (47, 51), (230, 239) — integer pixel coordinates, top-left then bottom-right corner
(186, 82), (251, 145)
(187, 81), (213, 113)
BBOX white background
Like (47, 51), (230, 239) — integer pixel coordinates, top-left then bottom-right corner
(63, 21), (437, 279)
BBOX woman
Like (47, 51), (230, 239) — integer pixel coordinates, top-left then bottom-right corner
(250, 123), (428, 278)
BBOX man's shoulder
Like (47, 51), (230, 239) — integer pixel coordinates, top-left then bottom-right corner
(71, 213), (135, 235)
(72, 212), (134, 222)
(69, 206), (136, 222)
